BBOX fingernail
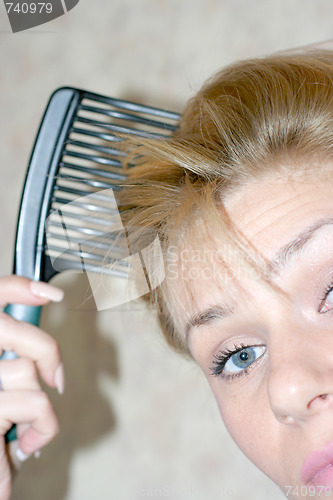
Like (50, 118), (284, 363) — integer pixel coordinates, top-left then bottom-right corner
(34, 450), (41, 459)
(16, 448), (31, 462)
(55, 363), (65, 395)
(30, 281), (64, 302)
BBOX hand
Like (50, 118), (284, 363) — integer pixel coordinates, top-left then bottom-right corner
(0, 275), (64, 500)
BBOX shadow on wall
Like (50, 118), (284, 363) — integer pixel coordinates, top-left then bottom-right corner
(12, 272), (120, 500)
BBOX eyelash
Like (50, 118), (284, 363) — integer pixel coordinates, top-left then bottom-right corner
(319, 280), (333, 313)
(209, 343), (265, 381)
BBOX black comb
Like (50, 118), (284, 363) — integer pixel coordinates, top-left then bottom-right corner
(3, 87), (180, 440)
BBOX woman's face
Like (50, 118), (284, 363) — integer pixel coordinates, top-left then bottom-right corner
(183, 173), (333, 499)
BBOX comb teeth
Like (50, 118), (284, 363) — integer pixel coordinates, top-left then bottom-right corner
(45, 93), (180, 277)
(46, 188), (130, 276)
(54, 94), (179, 200)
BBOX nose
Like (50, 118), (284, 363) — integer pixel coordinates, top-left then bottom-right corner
(267, 322), (333, 424)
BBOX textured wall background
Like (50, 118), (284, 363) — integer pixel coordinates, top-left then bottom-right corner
(0, 1), (333, 499)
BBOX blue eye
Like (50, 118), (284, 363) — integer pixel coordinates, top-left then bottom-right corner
(210, 345), (266, 378)
(224, 346), (266, 375)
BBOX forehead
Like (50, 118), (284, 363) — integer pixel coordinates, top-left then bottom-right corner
(169, 173), (333, 335)
(223, 174), (333, 260)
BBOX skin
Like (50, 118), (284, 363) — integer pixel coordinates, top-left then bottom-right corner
(0, 275), (63, 500)
(183, 173), (333, 499)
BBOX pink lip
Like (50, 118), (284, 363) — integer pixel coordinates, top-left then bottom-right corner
(302, 440), (333, 486)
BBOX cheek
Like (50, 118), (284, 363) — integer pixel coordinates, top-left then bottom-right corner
(208, 378), (275, 471)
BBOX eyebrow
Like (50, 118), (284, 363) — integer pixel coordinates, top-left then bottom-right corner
(185, 217), (333, 339)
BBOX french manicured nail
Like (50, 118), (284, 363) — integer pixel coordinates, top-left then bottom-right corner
(16, 448), (31, 462)
(55, 363), (65, 395)
(30, 281), (64, 302)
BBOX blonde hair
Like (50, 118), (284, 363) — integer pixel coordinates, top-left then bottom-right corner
(117, 50), (333, 356)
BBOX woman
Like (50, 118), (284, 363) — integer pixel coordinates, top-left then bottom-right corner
(3, 49), (333, 499)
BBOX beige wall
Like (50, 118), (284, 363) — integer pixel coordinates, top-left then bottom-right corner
(1, 1), (333, 498)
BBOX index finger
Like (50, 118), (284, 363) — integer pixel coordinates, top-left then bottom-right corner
(0, 276), (64, 308)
